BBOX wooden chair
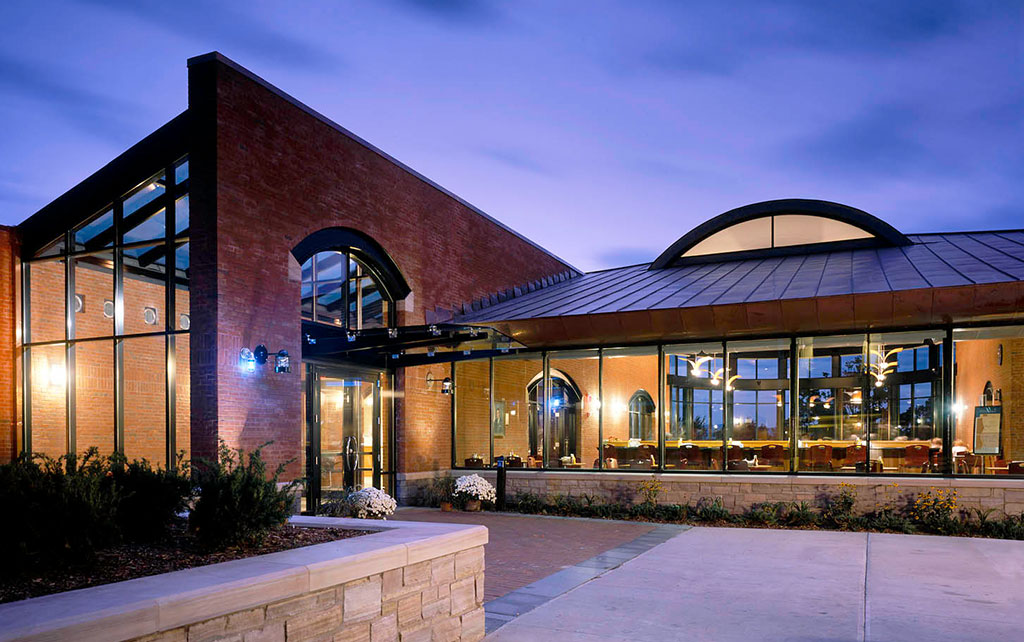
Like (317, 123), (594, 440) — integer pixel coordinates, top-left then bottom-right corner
(505, 455), (524, 468)
(463, 457), (485, 469)
(807, 444), (833, 471)
(678, 444), (705, 469)
(902, 445), (930, 473)
(725, 445), (744, 462)
(727, 459), (749, 471)
(631, 444), (657, 469)
(1009, 461), (1024, 476)
(840, 445), (868, 471)
(760, 444), (787, 470)
(601, 444), (619, 469)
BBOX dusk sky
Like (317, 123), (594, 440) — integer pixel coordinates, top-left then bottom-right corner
(1, 1), (1020, 271)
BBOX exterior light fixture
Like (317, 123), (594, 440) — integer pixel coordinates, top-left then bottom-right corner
(274, 350), (290, 373)
(346, 331), (356, 342)
(239, 348), (256, 373)
(388, 328), (398, 339)
(429, 324), (441, 337)
(143, 307), (159, 325)
(102, 300), (115, 319)
(426, 373), (454, 394)
(253, 344), (269, 365)
(179, 313), (190, 330)
(74, 294), (84, 313)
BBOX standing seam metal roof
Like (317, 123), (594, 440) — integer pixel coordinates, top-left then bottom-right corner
(456, 231), (1024, 323)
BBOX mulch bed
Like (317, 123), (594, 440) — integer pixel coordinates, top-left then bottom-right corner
(0, 522), (368, 604)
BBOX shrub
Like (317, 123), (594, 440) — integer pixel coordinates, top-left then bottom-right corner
(190, 441), (299, 548)
(637, 475), (663, 506)
(422, 472), (456, 507)
(819, 483), (859, 530)
(109, 452), (193, 543)
(782, 501), (819, 527)
(510, 491), (546, 514)
(0, 450), (123, 574)
(693, 496), (731, 523)
(745, 502), (785, 526)
(908, 488), (962, 536)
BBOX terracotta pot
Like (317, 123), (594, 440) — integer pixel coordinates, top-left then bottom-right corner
(464, 499), (482, 512)
(440, 501), (454, 512)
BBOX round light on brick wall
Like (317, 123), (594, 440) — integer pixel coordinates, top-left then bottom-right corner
(143, 307), (159, 325)
(73, 293), (84, 313)
(102, 300), (114, 319)
(179, 313), (190, 330)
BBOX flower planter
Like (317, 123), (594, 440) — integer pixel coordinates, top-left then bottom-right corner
(464, 499), (482, 512)
(441, 501), (454, 512)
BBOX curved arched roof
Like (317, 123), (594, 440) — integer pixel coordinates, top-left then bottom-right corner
(650, 199), (910, 269)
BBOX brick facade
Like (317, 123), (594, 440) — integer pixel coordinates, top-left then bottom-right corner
(0, 227), (17, 462)
(185, 55), (574, 476)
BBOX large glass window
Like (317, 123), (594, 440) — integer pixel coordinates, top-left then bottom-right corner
(454, 359), (490, 467)
(795, 335), (867, 472)
(867, 330), (943, 474)
(300, 251), (392, 330)
(548, 350), (599, 469)
(21, 157), (190, 465)
(953, 326), (1024, 476)
(602, 347), (660, 469)
(492, 355), (543, 467)
(727, 339), (791, 472)
(666, 342), (724, 471)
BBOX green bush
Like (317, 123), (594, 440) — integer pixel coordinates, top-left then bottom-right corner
(422, 472), (457, 507)
(109, 452), (193, 543)
(0, 450), (122, 574)
(693, 496), (732, 523)
(510, 491), (546, 514)
(782, 501), (819, 527)
(190, 441), (299, 548)
(819, 483), (860, 530)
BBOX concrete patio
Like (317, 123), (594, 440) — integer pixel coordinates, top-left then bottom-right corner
(486, 527), (1024, 642)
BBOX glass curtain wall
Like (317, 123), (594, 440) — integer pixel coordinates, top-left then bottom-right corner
(599, 347), (660, 469)
(22, 157), (191, 466)
(952, 326), (1024, 475)
(867, 330), (944, 474)
(796, 335), (868, 472)
(665, 342), (724, 471)
(451, 324), (1020, 477)
(547, 350), (599, 469)
(492, 354), (544, 467)
(727, 339), (791, 472)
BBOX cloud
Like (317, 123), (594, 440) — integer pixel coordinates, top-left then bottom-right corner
(478, 146), (550, 175)
(75, 0), (339, 69)
(0, 53), (139, 141)
(781, 104), (938, 178)
(391, 0), (500, 24)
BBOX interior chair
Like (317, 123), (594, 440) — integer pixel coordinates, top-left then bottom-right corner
(679, 444), (705, 469)
(902, 445), (930, 473)
(632, 444), (657, 469)
(807, 444), (833, 471)
(463, 457), (485, 469)
(1009, 461), (1024, 475)
(505, 455), (524, 468)
(840, 444), (868, 472)
(760, 444), (787, 470)
(727, 459), (750, 471)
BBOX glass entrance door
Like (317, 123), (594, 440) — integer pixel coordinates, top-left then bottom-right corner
(306, 365), (392, 511)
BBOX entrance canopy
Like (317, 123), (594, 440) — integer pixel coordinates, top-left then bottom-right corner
(302, 320), (526, 368)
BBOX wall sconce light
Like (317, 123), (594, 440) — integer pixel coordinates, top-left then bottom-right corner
(274, 350), (290, 373)
(253, 344), (269, 365)
(346, 331), (357, 342)
(239, 348), (256, 373)
(388, 328), (398, 339)
(426, 373), (454, 394)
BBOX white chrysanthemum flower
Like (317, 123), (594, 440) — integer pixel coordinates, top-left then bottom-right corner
(455, 474), (496, 502)
(347, 487), (397, 519)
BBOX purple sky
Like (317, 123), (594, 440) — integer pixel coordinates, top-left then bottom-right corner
(1, 1), (1021, 271)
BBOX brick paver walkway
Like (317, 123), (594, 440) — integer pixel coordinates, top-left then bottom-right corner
(395, 508), (656, 601)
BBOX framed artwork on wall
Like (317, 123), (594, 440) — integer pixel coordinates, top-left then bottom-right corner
(493, 400), (506, 438)
(973, 406), (1002, 455)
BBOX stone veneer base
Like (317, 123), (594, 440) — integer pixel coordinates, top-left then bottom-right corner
(0, 516), (487, 642)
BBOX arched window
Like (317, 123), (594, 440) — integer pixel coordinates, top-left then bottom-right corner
(293, 227), (410, 331)
(300, 251), (392, 329)
(527, 370), (582, 461)
(629, 390), (656, 441)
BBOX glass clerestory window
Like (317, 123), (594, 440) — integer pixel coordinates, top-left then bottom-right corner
(301, 251), (391, 330)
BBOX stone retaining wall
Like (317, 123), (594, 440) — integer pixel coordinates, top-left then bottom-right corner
(458, 470), (1024, 516)
(0, 517), (486, 642)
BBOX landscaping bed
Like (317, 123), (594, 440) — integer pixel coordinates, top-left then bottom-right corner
(0, 521), (366, 604)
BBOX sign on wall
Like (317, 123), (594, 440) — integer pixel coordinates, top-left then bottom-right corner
(973, 406), (1002, 455)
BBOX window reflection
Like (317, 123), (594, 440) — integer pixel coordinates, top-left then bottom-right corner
(301, 250), (392, 330)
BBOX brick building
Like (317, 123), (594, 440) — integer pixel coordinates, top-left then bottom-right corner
(6, 53), (1024, 512)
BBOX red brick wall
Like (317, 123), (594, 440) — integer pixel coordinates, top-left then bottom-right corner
(0, 227), (18, 462)
(188, 57), (574, 477)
